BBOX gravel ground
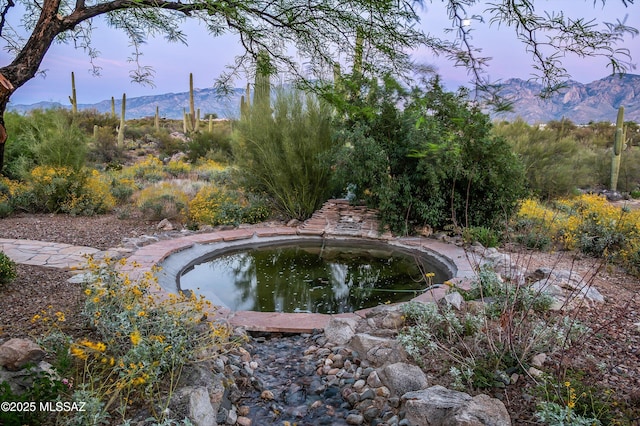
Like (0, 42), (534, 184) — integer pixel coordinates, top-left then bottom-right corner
(1, 213), (639, 423)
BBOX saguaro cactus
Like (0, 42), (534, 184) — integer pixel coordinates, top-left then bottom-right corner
(117, 93), (126, 148)
(69, 72), (77, 115)
(253, 50), (271, 111)
(154, 106), (160, 131)
(187, 73), (196, 132)
(240, 82), (251, 119)
(111, 96), (116, 119)
(610, 106), (626, 191)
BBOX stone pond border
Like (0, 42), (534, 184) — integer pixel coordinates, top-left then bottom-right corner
(120, 226), (476, 333)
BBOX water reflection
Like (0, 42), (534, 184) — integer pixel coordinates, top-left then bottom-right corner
(179, 243), (448, 314)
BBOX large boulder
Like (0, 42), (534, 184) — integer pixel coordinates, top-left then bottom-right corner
(171, 386), (217, 426)
(402, 385), (511, 426)
(530, 268), (604, 309)
(0, 338), (46, 371)
(380, 362), (429, 397)
(324, 317), (359, 345)
(349, 334), (407, 366)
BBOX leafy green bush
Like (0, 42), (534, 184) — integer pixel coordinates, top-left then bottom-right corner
(234, 88), (338, 220)
(493, 118), (640, 196)
(463, 226), (501, 248)
(0, 251), (17, 287)
(0, 367), (67, 425)
(331, 76), (525, 234)
(4, 108), (87, 179)
(187, 129), (233, 163)
(88, 125), (124, 164)
(150, 129), (184, 158)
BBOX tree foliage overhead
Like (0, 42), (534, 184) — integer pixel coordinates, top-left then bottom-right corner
(0, 0), (426, 94)
(0, 0), (636, 171)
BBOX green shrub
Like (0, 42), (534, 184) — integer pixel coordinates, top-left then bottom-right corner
(88, 125), (124, 164)
(187, 129), (233, 163)
(0, 367), (66, 425)
(109, 177), (137, 203)
(493, 119), (640, 196)
(71, 109), (119, 134)
(136, 182), (191, 220)
(463, 226), (501, 248)
(14, 166), (115, 215)
(234, 88), (338, 220)
(151, 129), (184, 158)
(331, 76), (526, 234)
(0, 251), (17, 286)
(3, 111), (38, 179)
(30, 110), (87, 170)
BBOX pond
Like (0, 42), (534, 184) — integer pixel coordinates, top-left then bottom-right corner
(178, 240), (450, 314)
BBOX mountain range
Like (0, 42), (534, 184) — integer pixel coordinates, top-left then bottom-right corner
(8, 87), (245, 121)
(493, 73), (640, 123)
(8, 74), (640, 124)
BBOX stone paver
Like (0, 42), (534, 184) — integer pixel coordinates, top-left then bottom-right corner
(2, 201), (477, 333)
(0, 239), (99, 269)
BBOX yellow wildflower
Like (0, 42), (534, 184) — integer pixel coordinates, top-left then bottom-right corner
(130, 330), (142, 346)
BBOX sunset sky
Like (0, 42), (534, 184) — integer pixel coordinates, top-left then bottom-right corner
(2, 0), (638, 106)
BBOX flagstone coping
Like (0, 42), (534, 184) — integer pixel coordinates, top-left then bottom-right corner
(123, 228), (477, 333)
(0, 228), (477, 333)
(0, 238), (100, 270)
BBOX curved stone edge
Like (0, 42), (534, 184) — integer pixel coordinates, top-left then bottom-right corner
(118, 227), (476, 333)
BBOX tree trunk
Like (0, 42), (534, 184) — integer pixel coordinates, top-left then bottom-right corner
(0, 89), (12, 173)
(0, 0), (65, 172)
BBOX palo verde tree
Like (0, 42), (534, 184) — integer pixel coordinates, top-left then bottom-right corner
(0, 0), (637, 171)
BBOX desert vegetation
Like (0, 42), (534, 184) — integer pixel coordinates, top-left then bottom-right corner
(1, 71), (640, 424)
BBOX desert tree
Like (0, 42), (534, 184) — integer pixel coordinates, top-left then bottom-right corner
(0, 0), (637, 170)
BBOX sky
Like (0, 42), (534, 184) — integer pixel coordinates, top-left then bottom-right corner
(1, 0), (638, 106)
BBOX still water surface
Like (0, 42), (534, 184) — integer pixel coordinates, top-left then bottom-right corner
(179, 242), (449, 314)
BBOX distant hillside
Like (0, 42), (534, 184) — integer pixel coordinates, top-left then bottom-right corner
(8, 87), (244, 120)
(493, 74), (640, 123)
(8, 74), (640, 123)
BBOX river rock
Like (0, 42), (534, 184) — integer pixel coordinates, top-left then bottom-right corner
(402, 385), (511, 425)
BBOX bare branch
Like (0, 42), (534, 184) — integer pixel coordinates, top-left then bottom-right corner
(0, 0), (14, 37)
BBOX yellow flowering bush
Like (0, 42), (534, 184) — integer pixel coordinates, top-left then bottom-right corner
(108, 176), (138, 203)
(193, 159), (230, 183)
(65, 256), (237, 422)
(62, 169), (116, 215)
(517, 194), (640, 272)
(121, 155), (167, 183)
(188, 185), (270, 227)
(8, 166), (116, 215)
(187, 185), (243, 226)
(164, 158), (191, 177)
